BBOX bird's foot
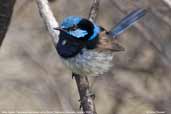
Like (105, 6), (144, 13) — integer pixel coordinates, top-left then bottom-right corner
(72, 73), (81, 79)
(72, 73), (79, 79)
(72, 73), (75, 79)
(87, 91), (96, 100)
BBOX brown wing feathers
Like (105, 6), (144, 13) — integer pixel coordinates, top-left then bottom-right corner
(96, 31), (125, 52)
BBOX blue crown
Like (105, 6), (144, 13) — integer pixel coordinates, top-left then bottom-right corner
(60, 16), (82, 29)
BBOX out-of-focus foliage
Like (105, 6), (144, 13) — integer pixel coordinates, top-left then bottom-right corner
(0, 0), (170, 114)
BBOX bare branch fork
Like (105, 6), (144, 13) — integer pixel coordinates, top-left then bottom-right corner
(36, 0), (99, 114)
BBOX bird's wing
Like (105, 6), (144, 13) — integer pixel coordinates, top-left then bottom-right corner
(96, 31), (124, 52)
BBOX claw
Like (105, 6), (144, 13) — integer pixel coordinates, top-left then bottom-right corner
(88, 92), (96, 100)
(72, 73), (78, 79)
(79, 104), (82, 109)
(72, 73), (75, 79)
(78, 98), (85, 110)
(90, 93), (96, 100)
(77, 92), (96, 109)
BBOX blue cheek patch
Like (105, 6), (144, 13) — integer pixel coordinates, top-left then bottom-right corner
(68, 29), (88, 38)
(88, 23), (100, 41)
(61, 16), (82, 29)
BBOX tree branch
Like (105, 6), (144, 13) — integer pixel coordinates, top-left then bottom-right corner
(36, 0), (99, 113)
(74, 0), (100, 114)
(0, 0), (16, 47)
(163, 0), (171, 8)
(88, 0), (100, 22)
(74, 74), (96, 114)
(36, 0), (59, 45)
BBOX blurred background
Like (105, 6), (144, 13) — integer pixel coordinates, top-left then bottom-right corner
(0, 0), (171, 114)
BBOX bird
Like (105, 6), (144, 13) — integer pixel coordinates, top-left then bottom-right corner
(54, 9), (146, 77)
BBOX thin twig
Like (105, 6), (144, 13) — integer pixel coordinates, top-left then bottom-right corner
(88, 0), (100, 22)
(0, 0), (16, 47)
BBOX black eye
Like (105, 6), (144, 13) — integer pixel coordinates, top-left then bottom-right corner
(67, 25), (77, 31)
(72, 25), (77, 30)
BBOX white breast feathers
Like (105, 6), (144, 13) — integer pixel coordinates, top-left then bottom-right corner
(61, 48), (114, 77)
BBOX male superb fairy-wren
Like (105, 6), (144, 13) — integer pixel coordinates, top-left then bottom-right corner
(54, 9), (146, 77)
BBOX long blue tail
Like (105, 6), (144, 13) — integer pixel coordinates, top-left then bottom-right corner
(110, 9), (146, 38)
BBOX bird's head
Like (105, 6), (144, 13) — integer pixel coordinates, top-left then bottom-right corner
(54, 16), (101, 58)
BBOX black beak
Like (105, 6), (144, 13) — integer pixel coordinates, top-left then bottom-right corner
(54, 27), (67, 33)
(54, 27), (74, 40)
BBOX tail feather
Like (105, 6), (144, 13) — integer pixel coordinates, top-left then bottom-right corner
(110, 8), (146, 38)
